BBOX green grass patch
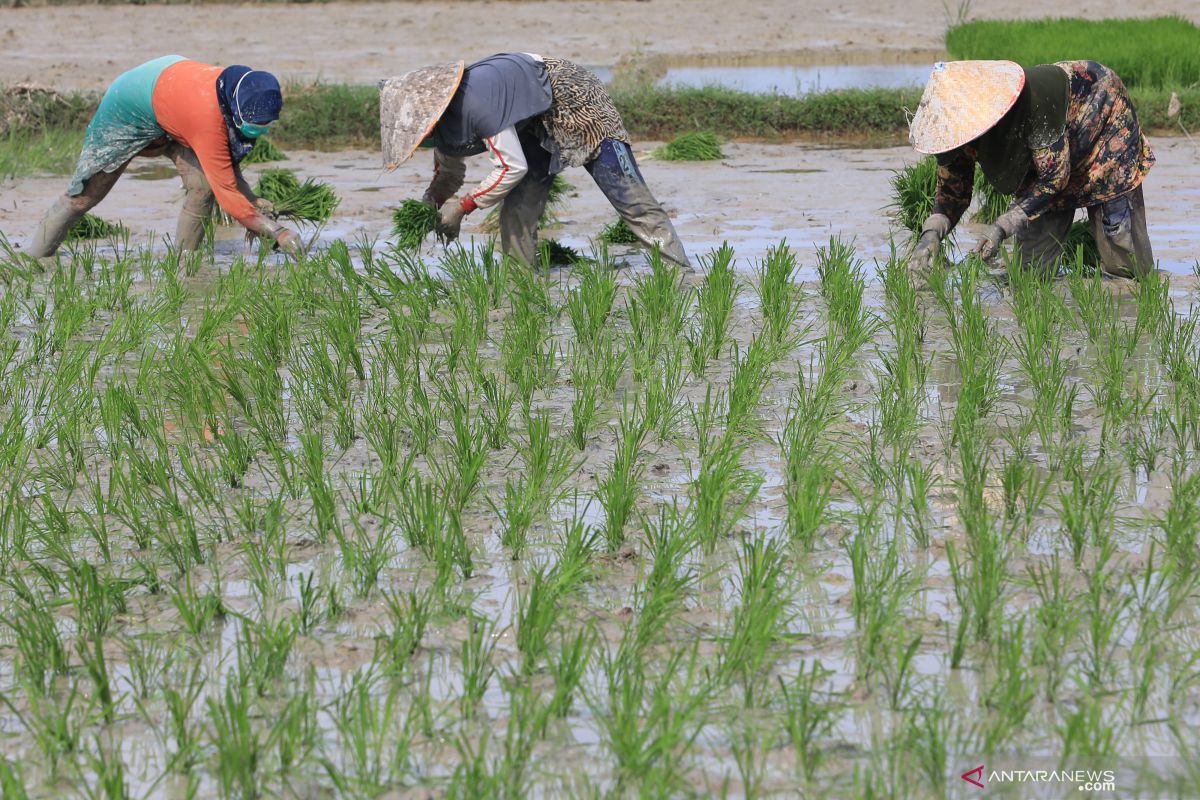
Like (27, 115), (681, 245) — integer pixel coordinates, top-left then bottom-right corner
(242, 137), (287, 165)
(272, 82), (380, 150)
(946, 16), (1200, 88)
(0, 127), (83, 180)
(598, 218), (638, 245)
(392, 199), (439, 249)
(66, 212), (126, 241)
(651, 131), (724, 161)
(254, 168), (340, 223)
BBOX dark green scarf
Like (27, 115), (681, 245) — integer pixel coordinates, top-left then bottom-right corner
(974, 64), (1069, 194)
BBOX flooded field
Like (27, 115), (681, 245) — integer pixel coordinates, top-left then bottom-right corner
(1, 211), (1200, 795)
(5, 140), (1200, 276)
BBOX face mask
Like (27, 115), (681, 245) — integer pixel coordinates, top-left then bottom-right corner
(239, 121), (272, 139)
(232, 71), (275, 139)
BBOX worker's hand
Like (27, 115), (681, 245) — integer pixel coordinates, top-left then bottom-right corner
(974, 223), (1006, 262)
(274, 228), (305, 258)
(910, 230), (942, 272)
(910, 213), (950, 272)
(421, 188), (445, 208)
(254, 197), (276, 216)
(436, 198), (469, 244)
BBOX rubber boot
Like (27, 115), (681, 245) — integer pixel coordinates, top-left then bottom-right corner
(586, 138), (691, 270)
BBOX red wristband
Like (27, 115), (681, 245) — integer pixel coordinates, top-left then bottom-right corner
(460, 196), (477, 214)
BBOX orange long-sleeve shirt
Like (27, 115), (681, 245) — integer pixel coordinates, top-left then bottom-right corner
(151, 60), (264, 230)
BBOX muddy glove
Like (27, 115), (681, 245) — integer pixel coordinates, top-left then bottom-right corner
(436, 197), (473, 244)
(274, 228), (305, 258)
(975, 223), (1005, 261)
(911, 213), (950, 271)
(975, 208), (1029, 262)
(254, 197), (276, 216)
(421, 187), (445, 208)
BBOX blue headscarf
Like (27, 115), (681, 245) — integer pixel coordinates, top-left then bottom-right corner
(216, 65), (283, 163)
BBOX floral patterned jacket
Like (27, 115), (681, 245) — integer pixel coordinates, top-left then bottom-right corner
(932, 60), (1155, 227)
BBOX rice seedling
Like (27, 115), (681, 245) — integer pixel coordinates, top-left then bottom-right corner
(1057, 445), (1119, 563)
(780, 662), (841, 784)
(689, 395), (762, 551)
(65, 213), (127, 242)
(242, 136), (287, 164)
(720, 534), (794, 705)
(323, 671), (412, 797)
(686, 244), (737, 374)
(624, 500), (697, 659)
(596, 401), (649, 551)
(590, 643), (710, 793)
(651, 130), (724, 161)
(598, 217), (639, 245)
(538, 238), (587, 267)
(565, 257), (618, 351)
(625, 252), (692, 382)
(755, 242), (804, 347)
(391, 199), (439, 250)
(375, 589), (433, 673)
(254, 168), (340, 222)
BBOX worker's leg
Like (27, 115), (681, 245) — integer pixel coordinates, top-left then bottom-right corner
(585, 139), (691, 269)
(168, 143), (215, 252)
(28, 165), (128, 257)
(1088, 186), (1154, 279)
(1009, 207), (1074, 278)
(498, 131), (554, 266)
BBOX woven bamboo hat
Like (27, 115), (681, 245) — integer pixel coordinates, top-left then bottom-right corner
(909, 60), (1025, 155)
(379, 60), (466, 170)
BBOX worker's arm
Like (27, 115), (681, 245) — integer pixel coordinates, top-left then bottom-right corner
(1008, 135), (1071, 227)
(930, 148), (977, 230)
(190, 130), (273, 233)
(459, 126), (528, 212)
(425, 149), (467, 207)
(233, 162), (276, 215)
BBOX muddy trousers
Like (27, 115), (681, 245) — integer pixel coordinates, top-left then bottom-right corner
(498, 133), (691, 269)
(28, 143), (216, 258)
(1012, 185), (1154, 279)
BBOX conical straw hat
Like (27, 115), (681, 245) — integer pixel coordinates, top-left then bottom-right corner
(379, 60), (465, 170)
(909, 60), (1025, 155)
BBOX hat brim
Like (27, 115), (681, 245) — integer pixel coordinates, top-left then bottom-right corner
(380, 60), (466, 170)
(909, 61), (1025, 155)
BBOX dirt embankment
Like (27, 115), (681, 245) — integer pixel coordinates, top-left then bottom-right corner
(2, 0), (1198, 91)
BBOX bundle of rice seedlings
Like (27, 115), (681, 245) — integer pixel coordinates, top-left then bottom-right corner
(66, 213), (127, 241)
(392, 199), (439, 250)
(892, 156), (1013, 232)
(598, 217), (639, 245)
(651, 131), (724, 161)
(481, 174), (573, 233)
(971, 170), (1011, 224)
(889, 156), (939, 235)
(538, 238), (588, 267)
(1063, 221), (1102, 270)
(242, 137), (287, 165)
(254, 168), (339, 222)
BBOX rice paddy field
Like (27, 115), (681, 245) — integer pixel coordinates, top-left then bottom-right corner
(5, 2), (1200, 797)
(0, 226), (1197, 798)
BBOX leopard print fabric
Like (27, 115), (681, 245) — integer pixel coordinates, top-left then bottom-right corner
(541, 57), (630, 168)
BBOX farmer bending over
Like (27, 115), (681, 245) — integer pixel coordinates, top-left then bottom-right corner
(909, 60), (1155, 278)
(29, 56), (302, 258)
(380, 53), (691, 268)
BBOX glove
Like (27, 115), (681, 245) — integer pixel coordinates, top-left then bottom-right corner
(911, 230), (941, 272)
(974, 223), (1006, 261)
(254, 197), (276, 216)
(910, 213), (950, 271)
(274, 228), (305, 258)
(421, 188), (445, 208)
(436, 197), (471, 244)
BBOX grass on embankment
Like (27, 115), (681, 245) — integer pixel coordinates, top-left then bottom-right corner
(947, 16), (1200, 89)
(4, 81), (1200, 181)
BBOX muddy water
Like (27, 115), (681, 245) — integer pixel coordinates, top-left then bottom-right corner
(4, 139), (1198, 274)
